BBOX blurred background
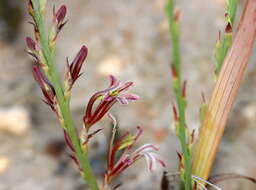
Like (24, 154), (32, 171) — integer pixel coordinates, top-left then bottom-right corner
(0, 0), (255, 189)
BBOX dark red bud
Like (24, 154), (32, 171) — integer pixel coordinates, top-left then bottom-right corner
(26, 37), (36, 50)
(225, 23), (232, 33)
(56, 5), (67, 24)
(32, 66), (56, 107)
(70, 45), (88, 81)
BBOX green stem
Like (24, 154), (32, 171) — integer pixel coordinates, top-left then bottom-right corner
(165, 0), (192, 189)
(215, 0), (238, 75)
(31, 1), (99, 189)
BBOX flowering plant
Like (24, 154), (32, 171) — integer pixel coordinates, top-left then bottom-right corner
(26, 0), (164, 189)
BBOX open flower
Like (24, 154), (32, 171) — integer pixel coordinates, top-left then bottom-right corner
(83, 75), (139, 129)
(104, 115), (165, 186)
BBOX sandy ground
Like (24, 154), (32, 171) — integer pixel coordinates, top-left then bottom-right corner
(0, 0), (255, 189)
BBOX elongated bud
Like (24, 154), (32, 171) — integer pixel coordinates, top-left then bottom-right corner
(49, 5), (67, 49)
(26, 37), (41, 64)
(26, 37), (36, 51)
(55, 5), (67, 27)
(64, 46), (88, 100)
(32, 66), (56, 111)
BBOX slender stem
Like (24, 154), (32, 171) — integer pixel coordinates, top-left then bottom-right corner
(165, 1), (192, 189)
(215, 0), (238, 75)
(31, 1), (99, 189)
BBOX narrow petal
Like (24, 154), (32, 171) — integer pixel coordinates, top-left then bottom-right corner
(116, 96), (129, 105)
(109, 75), (119, 87)
(132, 144), (159, 156)
(122, 94), (140, 101)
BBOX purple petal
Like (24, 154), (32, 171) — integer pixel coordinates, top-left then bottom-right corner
(123, 94), (139, 101)
(116, 96), (129, 105)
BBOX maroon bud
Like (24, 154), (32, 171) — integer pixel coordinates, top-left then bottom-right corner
(54, 5), (67, 32)
(26, 37), (36, 51)
(225, 22), (232, 33)
(56, 5), (67, 24)
(69, 45), (88, 82)
(32, 66), (56, 109)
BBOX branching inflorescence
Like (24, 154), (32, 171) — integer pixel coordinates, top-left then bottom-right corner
(26, 0), (164, 189)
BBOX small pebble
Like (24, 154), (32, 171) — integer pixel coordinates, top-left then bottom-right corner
(0, 156), (10, 173)
(0, 106), (31, 135)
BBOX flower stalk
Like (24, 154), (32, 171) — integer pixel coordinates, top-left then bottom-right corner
(215, 0), (238, 75)
(28, 0), (99, 189)
(165, 0), (192, 189)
